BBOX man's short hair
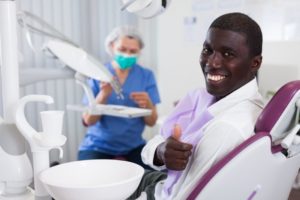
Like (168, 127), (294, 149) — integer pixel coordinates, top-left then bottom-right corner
(209, 12), (263, 57)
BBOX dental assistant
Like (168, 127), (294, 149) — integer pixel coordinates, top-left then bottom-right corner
(78, 26), (160, 169)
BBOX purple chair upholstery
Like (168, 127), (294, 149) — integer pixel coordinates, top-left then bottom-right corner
(255, 81), (300, 134)
(187, 80), (300, 200)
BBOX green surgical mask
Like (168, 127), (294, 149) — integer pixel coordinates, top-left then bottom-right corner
(114, 53), (137, 70)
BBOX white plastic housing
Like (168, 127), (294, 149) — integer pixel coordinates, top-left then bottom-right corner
(195, 137), (300, 200)
(123, 0), (171, 19)
(43, 40), (113, 82)
(0, 147), (32, 195)
(0, 0), (20, 123)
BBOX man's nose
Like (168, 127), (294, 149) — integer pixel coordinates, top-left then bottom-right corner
(207, 52), (221, 68)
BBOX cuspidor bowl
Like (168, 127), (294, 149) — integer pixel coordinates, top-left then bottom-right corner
(39, 159), (144, 200)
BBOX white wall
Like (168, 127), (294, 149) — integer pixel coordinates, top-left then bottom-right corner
(156, 1), (206, 116)
(260, 42), (300, 98)
(156, 0), (300, 116)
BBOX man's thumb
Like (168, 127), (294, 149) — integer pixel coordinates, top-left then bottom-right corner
(172, 124), (182, 140)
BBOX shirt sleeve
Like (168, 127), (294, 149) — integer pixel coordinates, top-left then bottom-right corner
(145, 71), (161, 105)
(82, 78), (100, 105)
(141, 134), (166, 171)
(176, 120), (245, 198)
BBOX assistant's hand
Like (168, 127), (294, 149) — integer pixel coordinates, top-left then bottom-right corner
(130, 92), (153, 109)
(83, 81), (112, 125)
(154, 125), (193, 171)
(96, 81), (113, 103)
(130, 92), (158, 126)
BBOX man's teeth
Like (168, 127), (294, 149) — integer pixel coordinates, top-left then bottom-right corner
(207, 74), (225, 81)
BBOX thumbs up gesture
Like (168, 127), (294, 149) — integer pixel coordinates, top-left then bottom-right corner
(154, 124), (193, 171)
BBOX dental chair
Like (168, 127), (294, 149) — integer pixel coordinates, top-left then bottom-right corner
(187, 80), (300, 200)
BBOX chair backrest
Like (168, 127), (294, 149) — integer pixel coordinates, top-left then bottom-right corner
(187, 80), (300, 200)
(255, 80), (300, 140)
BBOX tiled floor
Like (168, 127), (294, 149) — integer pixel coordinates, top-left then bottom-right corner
(289, 189), (300, 200)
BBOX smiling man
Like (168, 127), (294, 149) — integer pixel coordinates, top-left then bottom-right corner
(128, 13), (265, 200)
(201, 15), (262, 99)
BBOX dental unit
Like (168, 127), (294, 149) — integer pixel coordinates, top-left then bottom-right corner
(0, 0), (168, 199)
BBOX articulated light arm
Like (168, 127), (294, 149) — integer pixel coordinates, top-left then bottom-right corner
(121, 0), (171, 19)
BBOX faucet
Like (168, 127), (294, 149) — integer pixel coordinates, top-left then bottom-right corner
(15, 95), (66, 200)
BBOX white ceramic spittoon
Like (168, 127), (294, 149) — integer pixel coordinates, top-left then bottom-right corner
(39, 159), (144, 200)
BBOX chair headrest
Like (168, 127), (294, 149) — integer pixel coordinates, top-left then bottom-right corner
(255, 80), (300, 140)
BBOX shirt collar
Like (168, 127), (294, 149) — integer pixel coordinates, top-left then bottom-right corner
(207, 78), (262, 116)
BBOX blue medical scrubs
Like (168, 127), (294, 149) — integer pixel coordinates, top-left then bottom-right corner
(78, 63), (160, 162)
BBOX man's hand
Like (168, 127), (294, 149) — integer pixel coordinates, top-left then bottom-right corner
(155, 125), (193, 171)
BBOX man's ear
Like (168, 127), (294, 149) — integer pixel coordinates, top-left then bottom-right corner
(251, 55), (262, 73)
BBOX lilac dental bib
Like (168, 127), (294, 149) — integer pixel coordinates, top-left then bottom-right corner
(160, 88), (215, 196)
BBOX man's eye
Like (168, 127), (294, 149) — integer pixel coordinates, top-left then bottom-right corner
(202, 48), (210, 55)
(224, 52), (233, 57)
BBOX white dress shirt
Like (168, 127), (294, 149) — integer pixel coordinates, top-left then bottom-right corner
(141, 78), (265, 200)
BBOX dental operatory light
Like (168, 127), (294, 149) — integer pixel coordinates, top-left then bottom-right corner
(122, 0), (172, 19)
(17, 11), (124, 100)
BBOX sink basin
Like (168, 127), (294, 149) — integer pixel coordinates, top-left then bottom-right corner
(39, 159), (144, 200)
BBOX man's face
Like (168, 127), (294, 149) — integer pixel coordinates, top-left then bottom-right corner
(200, 28), (261, 98)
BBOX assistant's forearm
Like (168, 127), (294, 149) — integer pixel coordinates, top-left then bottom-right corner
(82, 113), (101, 126)
(144, 106), (158, 126)
(82, 92), (109, 126)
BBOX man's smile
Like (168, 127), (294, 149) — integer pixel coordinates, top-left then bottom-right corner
(206, 73), (228, 84)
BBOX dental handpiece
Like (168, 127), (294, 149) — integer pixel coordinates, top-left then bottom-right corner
(110, 78), (124, 100)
